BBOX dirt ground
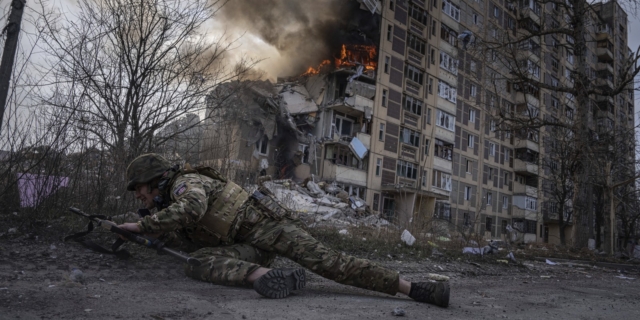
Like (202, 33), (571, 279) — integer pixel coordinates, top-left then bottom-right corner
(1, 233), (639, 320)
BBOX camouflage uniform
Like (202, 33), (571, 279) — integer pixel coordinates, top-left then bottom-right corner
(138, 173), (400, 295)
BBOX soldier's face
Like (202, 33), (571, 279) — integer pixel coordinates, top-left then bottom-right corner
(134, 184), (160, 209)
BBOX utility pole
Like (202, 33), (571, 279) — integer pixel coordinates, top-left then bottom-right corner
(0, 0), (26, 133)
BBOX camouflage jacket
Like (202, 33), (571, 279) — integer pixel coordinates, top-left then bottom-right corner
(138, 173), (225, 234)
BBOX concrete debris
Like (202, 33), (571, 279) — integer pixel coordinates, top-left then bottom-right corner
(339, 229), (349, 235)
(615, 275), (635, 280)
(401, 230), (416, 246)
(7, 228), (17, 234)
(545, 259), (558, 265)
(306, 180), (325, 198)
(391, 307), (406, 316)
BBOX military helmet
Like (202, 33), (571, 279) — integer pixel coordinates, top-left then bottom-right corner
(126, 153), (172, 191)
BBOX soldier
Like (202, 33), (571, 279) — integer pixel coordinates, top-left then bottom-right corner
(118, 153), (450, 307)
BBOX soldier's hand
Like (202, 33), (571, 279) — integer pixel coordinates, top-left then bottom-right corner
(117, 222), (142, 240)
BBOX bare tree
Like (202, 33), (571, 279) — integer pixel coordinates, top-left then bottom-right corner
(36, 0), (253, 165)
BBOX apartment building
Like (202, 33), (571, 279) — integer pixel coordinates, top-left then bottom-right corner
(368, 0), (635, 246)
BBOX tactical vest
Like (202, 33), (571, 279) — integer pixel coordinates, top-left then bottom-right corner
(172, 165), (249, 246)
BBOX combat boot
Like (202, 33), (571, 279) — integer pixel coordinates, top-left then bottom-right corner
(253, 268), (306, 299)
(408, 281), (450, 307)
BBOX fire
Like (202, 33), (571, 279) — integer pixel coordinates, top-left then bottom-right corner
(300, 44), (377, 76)
(335, 44), (377, 71)
(301, 59), (331, 76)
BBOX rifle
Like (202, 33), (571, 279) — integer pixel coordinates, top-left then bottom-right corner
(65, 207), (201, 266)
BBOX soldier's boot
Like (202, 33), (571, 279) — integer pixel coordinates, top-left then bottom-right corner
(253, 268), (306, 299)
(408, 281), (450, 307)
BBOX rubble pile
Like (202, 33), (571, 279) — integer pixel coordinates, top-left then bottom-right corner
(253, 179), (390, 228)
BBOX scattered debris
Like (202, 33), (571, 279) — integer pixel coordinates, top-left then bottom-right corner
(545, 259), (558, 266)
(506, 252), (517, 263)
(338, 229), (349, 235)
(391, 307), (406, 316)
(7, 228), (17, 234)
(69, 268), (85, 284)
(615, 275), (635, 280)
(401, 230), (416, 246)
(84, 309), (92, 312)
(427, 273), (450, 282)
(0, 287), (8, 291)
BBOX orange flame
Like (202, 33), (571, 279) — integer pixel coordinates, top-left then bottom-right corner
(301, 44), (377, 76)
(335, 44), (377, 71)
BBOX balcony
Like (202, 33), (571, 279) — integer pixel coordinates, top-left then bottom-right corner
(321, 159), (367, 186)
(513, 183), (537, 197)
(596, 77), (614, 91)
(596, 24), (612, 41)
(514, 159), (538, 175)
(513, 137), (539, 153)
(402, 109), (421, 129)
(543, 211), (573, 224)
(433, 156), (452, 172)
(519, 7), (540, 25)
(596, 47), (613, 62)
(329, 94), (374, 118)
(512, 206), (538, 220)
(435, 126), (455, 144)
(596, 62), (614, 73)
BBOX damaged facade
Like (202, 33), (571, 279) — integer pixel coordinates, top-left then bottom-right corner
(199, 0), (636, 248)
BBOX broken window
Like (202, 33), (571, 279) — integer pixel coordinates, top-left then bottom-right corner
(405, 64), (424, 85)
(326, 144), (366, 170)
(485, 217), (493, 232)
(298, 144), (309, 163)
(442, 0), (461, 22)
(402, 95), (423, 115)
(463, 212), (470, 226)
(333, 112), (355, 137)
(436, 109), (455, 131)
(437, 81), (457, 103)
(376, 158), (382, 176)
(525, 196), (537, 210)
(384, 56), (390, 74)
(439, 51), (458, 75)
(434, 201), (451, 220)
(382, 89), (388, 107)
(387, 24), (393, 41)
(256, 135), (268, 155)
(464, 186), (472, 200)
(379, 123), (385, 141)
(503, 196), (509, 208)
(382, 196), (395, 219)
(407, 33), (426, 55)
(409, 3), (429, 25)
(434, 139), (453, 161)
(433, 170), (452, 191)
(424, 138), (430, 155)
(486, 192), (492, 205)
(489, 142), (496, 156)
(400, 127), (421, 147)
(397, 160), (418, 179)
(440, 23), (458, 47)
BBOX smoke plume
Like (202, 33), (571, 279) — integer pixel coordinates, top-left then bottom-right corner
(217, 0), (361, 77)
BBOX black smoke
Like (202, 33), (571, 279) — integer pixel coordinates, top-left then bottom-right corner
(217, 0), (380, 76)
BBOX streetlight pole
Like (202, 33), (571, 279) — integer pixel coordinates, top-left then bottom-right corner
(0, 0), (27, 133)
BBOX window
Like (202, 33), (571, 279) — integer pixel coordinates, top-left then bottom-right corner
(379, 123), (385, 141)
(256, 135), (269, 155)
(442, 0), (461, 22)
(525, 196), (537, 210)
(437, 81), (457, 103)
(424, 138), (430, 155)
(490, 120), (496, 132)
(400, 127), (421, 147)
(403, 95), (423, 115)
(384, 56), (390, 74)
(551, 96), (559, 109)
(422, 170), (428, 187)
(502, 220), (508, 233)
(433, 170), (452, 191)
(434, 139), (453, 160)
(435, 202), (451, 220)
(431, 20), (437, 36)
(376, 158), (382, 176)
(551, 57), (559, 71)
(436, 109), (456, 131)
(493, 6), (499, 18)
(523, 60), (540, 79)
(409, 3), (429, 25)
(488, 167), (493, 180)
(469, 109), (476, 123)
(387, 25), (393, 41)
(550, 76), (559, 88)
(439, 51), (458, 75)
(430, 49), (436, 64)
(487, 192), (492, 205)
(489, 142), (496, 156)
(566, 106), (574, 120)
(467, 133), (475, 148)
(428, 78), (434, 94)
(389, 0), (394, 10)
(405, 64), (424, 84)
(463, 212), (470, 226)
(470, 61), (477, 72)
(298, 144), (309, 163)
(470, 84), (477, 97)
(466, 159), (472, 173)
(382, 89), (388, 107)
(440, 24), (458, 46)
(473, 12), (479, 25)
(397, 160), (418, 179)
(407, 33), (426, 55)
(334, 113), (355, 136)
(464, 186), (472, 200)
(503, 196), (508, 208)
(504, 149), (510, 162)
(426, 108), (432, 124)
(486, 217), (493, 231)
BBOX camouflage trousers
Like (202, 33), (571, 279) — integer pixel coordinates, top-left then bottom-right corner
(184, 208), (400, 295)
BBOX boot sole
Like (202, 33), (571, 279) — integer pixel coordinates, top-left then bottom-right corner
(253, 268), (306, 299)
